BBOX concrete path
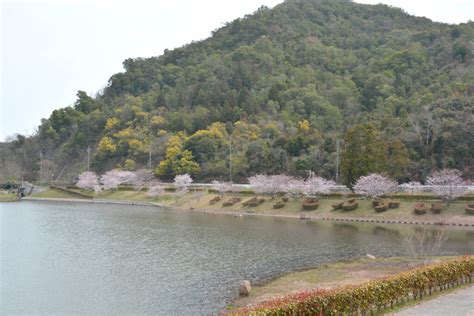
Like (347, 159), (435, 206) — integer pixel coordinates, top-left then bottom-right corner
(396, 286), (474, 316)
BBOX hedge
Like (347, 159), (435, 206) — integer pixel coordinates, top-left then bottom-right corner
(234, 257), (473, 316)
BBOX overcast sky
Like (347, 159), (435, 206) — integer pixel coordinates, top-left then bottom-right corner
(1, 0), (473, 141)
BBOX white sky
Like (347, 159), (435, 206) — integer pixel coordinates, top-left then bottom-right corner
(1, 0), (473, 141)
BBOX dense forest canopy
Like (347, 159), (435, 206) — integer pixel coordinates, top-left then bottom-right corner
(2, 0), (473, 185)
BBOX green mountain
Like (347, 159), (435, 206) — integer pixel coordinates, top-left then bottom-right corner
(3, 0), (473, 185)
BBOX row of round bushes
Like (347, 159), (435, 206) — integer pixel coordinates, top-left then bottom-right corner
(234, 257), (473, 316)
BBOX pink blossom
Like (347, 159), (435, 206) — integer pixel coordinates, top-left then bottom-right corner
(100, 170), (136, 191)
(426, 169), (467, 203)
(132, 169), (154, 191)
(76, 171), (99, 191)
(286, 178), (305, 198)
(248, 174), (294, 198)
(354, 173), (397, 199)
(400, 181), (422, 194)
(211, 180), (232, 196)
(173, 174), (193, 199)
(302, 176), (335, 198)
(174, 173), (193, 188)
(147, 182), (164, 198)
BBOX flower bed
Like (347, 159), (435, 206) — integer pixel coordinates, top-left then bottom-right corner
(332, 201), (344, 210)
(273, 201), (285, 209)
(414, 203), (428, 215)
(209, 196), (222, 205)
(431, 202), (443, 214)
(223, 197), (242, 207)
(466, 203), (474, 215)
(234, 257), (473, 316)
(389, 200), (400, 208)
(302, 198), (319, 210)
(372, 199), (382, 207)
(342, 199), (358, 211)
(243, 197), (265, 207)
(374, 201), (388, 212)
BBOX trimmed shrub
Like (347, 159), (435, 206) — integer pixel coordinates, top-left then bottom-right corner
(209, 196), (221, 205)
(282, 197), (289, 202)
(116, 185), (135, 191)
(389, 200), (400, 208)
(243, 197), (265, 207)
(273, 201), (285, 209)
(372, 199), (382, 207)
(374, 201), (388, 212)
(223, 197), (241, 207)
(302, 198), (319, 210)
(414, 203), (428, 215)
(332, 201), (344, 210)
(342, 199), (358, 211)
(239, 189), (256, 195)
(431, 202), (443, 214)
(164, 187), (177, 192)
(466, 203), (474, 215)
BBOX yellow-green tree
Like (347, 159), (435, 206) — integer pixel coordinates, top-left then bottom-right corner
(155, 133), (200, 179)
(97, 136), (117, 154)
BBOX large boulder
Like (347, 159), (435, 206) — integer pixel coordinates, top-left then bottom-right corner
(239, 280), (251, 296)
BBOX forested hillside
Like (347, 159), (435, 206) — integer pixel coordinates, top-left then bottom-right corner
(3, 0), (473, 185)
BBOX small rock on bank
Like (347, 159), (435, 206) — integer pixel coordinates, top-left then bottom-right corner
(239, 280), (251, 296)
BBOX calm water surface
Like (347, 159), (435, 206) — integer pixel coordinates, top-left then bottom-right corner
(1, 201), (473, 315)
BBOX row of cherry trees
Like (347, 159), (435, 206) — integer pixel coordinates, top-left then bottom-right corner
(76, 168), (470, 203)
(243, 169), (469, 203)
(76, 170), (193, 199)
(247, 174), (336, 199)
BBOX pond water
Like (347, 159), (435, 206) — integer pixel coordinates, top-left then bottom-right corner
(1, 201), (473, 315)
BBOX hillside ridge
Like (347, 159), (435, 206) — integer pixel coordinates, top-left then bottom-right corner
(1, 0), (473, 184)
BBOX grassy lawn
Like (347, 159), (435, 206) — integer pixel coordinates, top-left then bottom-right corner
(32, 189), (82, 199)
(32, 188), (177, 204)
(173, 193), (473, 223)
(0, 193), (19, 202)
(232, 256), (460, 308)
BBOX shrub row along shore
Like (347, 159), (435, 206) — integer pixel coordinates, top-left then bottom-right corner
(231, 257), (473, 316)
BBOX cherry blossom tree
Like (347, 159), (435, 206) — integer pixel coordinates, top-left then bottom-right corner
(131, 169), (154, 191)
(353, 173), (397, 199)
(302, 176), (336, 198)
(426, 169), (467, 204)
(286, 178), (304, 199)
(76, 171), (99, 191)
(211, 180), (232, 197)
(248, 174), (293, 198)
(399, 181), (422, 194)
(100, 170), (135, 191)
(174, 173), (193, 200)
(147, 182), (164, 199)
